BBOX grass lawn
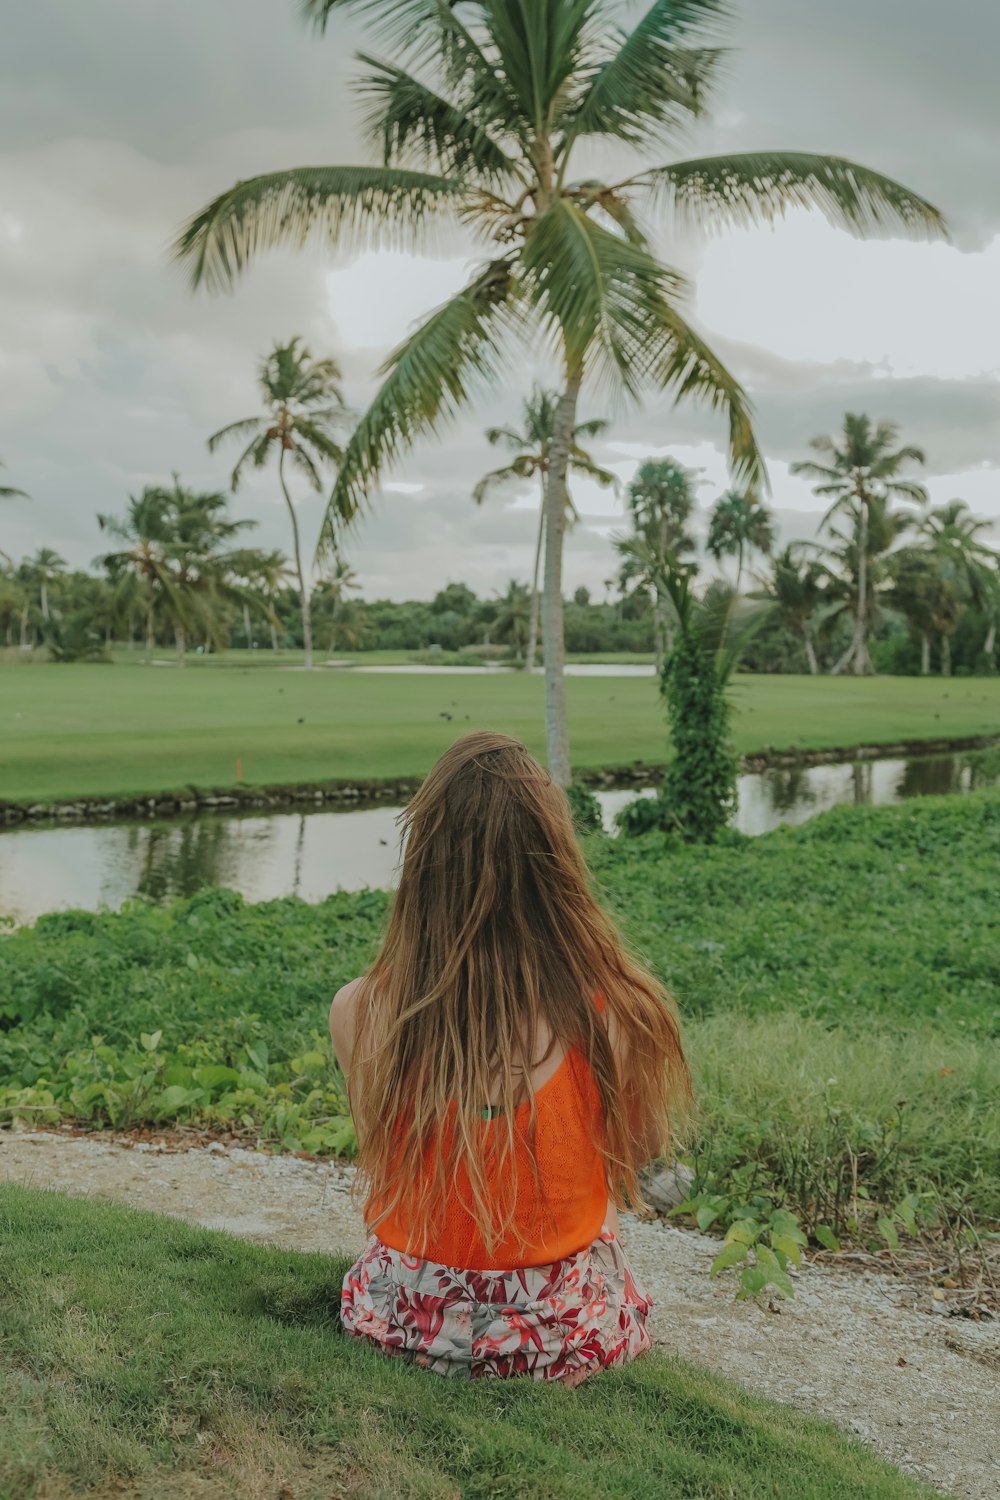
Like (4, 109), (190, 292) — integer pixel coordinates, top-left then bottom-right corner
(1, 662), (998, 804)
(0, 1185), (937, 1500)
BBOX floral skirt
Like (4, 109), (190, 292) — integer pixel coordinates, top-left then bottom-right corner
(340, 1227), (652, 1386)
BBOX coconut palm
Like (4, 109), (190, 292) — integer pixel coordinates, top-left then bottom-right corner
(819, 489), (913, 674)
(916, 500), (1000, 665)
(474, 387), (615, 669)
(492, 578), (532, 660)
(0, 460), (28, 565)
(792, 415), (927, 675)
(706, 490), (775, 590)
(887, 546), (959, 676)
(762, 543), (826, 675)
(314, 551), (363, 653)
(175, 0), (944, 782)
(208, 337), (346, 670)
(615, 458), (698, 672)
(24, 547), (67, 622)
(99, 479), (254, 666)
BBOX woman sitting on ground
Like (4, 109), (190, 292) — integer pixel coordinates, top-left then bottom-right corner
(330, 730), (690, 1386)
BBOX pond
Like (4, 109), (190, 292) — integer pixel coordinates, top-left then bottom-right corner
(2, 748), (998, 925)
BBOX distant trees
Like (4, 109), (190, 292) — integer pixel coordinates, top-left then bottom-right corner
(208, 337), (346, 670)
(615, 459), (699, 673)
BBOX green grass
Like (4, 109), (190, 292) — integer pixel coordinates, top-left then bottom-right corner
(3, 794), (998, 1228)
(0, 1185), (938, 1500)
(1, 663), (998, 804)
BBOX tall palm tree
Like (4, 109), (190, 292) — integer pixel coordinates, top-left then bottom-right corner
(819, 489), (913, 675)
(792, 415), (927, 676)
(887, 546), (958, 676)
(762, 543), (826, 675)
(175, 0), (944, 783)
(917, 500), (999, 665)
(474, 386), (615, 670)
(706, 490), (775, 590)
(25, 547), (67, 622)
(615, 458), (698, 672)
(208, 337), (346, 670)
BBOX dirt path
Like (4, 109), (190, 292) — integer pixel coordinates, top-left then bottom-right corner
(3, 1129), (997, 1500)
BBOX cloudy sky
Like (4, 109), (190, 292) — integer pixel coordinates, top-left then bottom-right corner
(2, 0), (999, 601)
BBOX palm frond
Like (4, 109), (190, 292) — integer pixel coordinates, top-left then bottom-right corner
(173, 166), (470, 291)
(356, 53), (523, 184)
(472, 461), (534, 505)
(636, 153), (947, 239)
(569, 455), (618, 489)
(0, 485), (28, 500)
(322, 257), (517, 543)
(206, 416), (265, 454)
(562, 0), (724, 147)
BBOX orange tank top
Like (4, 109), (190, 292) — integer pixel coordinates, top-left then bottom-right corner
(372, 1046), (609, 1271)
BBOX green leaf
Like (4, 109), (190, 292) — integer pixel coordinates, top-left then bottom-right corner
(737, 1264), (769, 1300)
(724, 1218), (760, 1247)
(814, 1224), (841, 1253)
(193, 1065), (241, 1093)
(639, 152), (947, 240)
(710, 1242), (747, 1276)
(695, 1204), (720, 1231)
(771, 1233), (803, 1269)
(173, 165), (469, 292)
(877, 1217), (900, 1251)
(139, 1030), (162, 1052)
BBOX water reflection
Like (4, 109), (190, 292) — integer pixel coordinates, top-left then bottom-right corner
(1, 750), (997, 925)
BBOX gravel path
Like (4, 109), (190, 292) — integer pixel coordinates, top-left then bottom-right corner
(3, 1128), (998, 1499)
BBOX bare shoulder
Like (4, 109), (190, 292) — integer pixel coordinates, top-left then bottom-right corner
(329, 976), (366, 1074)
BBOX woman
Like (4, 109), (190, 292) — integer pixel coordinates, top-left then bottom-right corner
(331, 731), (690, 1385)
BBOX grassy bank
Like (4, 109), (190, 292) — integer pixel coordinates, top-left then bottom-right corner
(2, 793), (998, 1234)
(0, 1185), (938, 1500)
(1, 664), (998, 804)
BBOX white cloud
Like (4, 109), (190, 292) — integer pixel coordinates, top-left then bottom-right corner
(696, 214), (1000, 381)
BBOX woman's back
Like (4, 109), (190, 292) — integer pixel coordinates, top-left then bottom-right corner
(331, 731), (690, 1384)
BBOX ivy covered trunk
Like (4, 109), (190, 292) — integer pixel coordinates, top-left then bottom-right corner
(656, 629), (738, 842)
(542, 371), (581, 788)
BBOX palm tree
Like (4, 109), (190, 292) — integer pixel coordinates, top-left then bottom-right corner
(175, 0), (944, 784)
(792, 415), (927, 675)
(25, 547), (67, 622)
(820, 491), (912, 674)
(763, 544), (826, 675)
(615, 458), (698, 672)
(99, 479), (253, 666)
(917, 501), (999, 666)
(492, 578), (532, 660)
(208, 338), (346, 670)
(706, 490), (775, 590)
(887, 546), (959, 676)
(314, 551), (362, 654)
(473, 387), (615, 669)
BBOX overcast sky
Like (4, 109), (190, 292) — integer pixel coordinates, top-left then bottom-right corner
(2, 0), (999, 601)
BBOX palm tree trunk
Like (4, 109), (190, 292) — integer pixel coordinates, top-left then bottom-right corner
(278, 447), (312, 670)
(653, 594), (665, 676)
(526, 484), (545, 672)
(242, 602), (253, 650)
(175, 625), (186, 668)
(804, 634), (818, 675)
(19, 603), (28, 649)
(145, 604), (155, 664)
(849, 500), (870, 675)
(941, 633), (951, 677)
(40, 581), (49, 622)
(921, 633), (931, 676)
(270, 619), (280, 653)
(542, 370), (582, 787)
(984, 616), (996, 661)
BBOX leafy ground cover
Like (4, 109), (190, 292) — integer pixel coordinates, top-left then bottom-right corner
(2, 794), (998, 1238)
(1, 663), (998, 803)
(0, 1184), (940, 1500)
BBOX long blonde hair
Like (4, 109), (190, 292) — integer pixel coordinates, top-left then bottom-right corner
(351, 730), (690, 1250)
